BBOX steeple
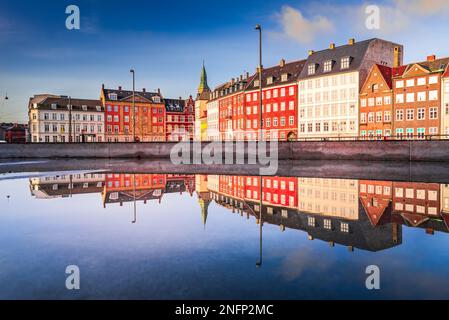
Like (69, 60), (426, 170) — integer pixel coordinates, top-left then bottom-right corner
(198, 197), (210, 229)
(198, 61), (210, 95)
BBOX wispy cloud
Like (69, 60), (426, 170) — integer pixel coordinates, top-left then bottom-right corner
(274, 5), (333, 44)
(273, 0), (449, 42)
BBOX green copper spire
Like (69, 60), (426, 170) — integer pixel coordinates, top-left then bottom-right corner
(198, 61), (210, 94)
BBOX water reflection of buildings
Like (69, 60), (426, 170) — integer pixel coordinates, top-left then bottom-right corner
(29, 173), (106, 199)
(28, 173), (449, 247)
(360, 180), (449, 234)
(209, 175), (402, 252)
(102, 174), (195, 207)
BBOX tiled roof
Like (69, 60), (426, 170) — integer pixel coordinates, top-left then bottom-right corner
(165, 98), (186, 113)
(102, 87), (163, 102)
(32, 96), (103, 112)
(399, 57), (449, 77)
(298, 38), (402, 79)
(246, 59), (307, 90)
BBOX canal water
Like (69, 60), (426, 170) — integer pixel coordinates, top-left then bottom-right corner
(0, 171), (448, 299)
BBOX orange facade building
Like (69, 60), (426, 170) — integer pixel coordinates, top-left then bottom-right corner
(392, 56), (449, 139)
(359, 64), (405, 139)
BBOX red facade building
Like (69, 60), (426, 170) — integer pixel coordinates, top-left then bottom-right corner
(244, 59), (305, 141)
(0, 123), (28, 143)
(101, 85), (166, 142)
(165, 96), (195, 141)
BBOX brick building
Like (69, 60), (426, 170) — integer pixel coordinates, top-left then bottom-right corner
(392, 56), (449, 139)
(0, 123), (28, 143)
(359, 64), (405, 139)
(165, 96), (195, 141)
(101, 85), (165, 142)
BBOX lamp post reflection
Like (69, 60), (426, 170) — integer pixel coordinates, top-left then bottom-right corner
(131, 173), (137, 224)
(256, 175), (263, 268)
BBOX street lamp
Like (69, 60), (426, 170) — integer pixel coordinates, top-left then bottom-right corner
(68, 96), (73, 142)
(255, 24), (263, 141)
(5, 92), (8, 100)
(130, 69), (136, 142)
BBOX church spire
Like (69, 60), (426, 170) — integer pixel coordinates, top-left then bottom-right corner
(198, 61), (210, 95)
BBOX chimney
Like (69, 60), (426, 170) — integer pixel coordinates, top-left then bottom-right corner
(142, 88), (146, 93)
(427, 54), (436, 62)
(279, 58), (286, 67)
(394, 46), (402, 68)
(308, 50), (314, 56)
(179, 96), (182, 100)
(330, 43), (335, 49)
(240, 74), (243, 81)
(102, 84), (105, 90)
(118, 86), (122, 91)
(348, 38), (355, 45)
(157, 88), (161, 94)
(246, 72), (250, 79)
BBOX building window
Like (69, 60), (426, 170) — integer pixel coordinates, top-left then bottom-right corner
(406, 109), (414, 121)
(396, 80), (404, 88)
(430, 107), (438, 119)
(308, 64), (316, 75)
(341, 57), (350, 69)
(417, 108), (425, 120)
(108, 93), (117, 100)
(340, 222), (349, 233)
(324, 60), (333, 72)
(308, 216), (316, 227)
(324, 219), (332, 230)
(396, 109), (404, 121)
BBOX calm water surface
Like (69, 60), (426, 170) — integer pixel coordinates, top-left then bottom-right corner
(0, 171), (449, 299)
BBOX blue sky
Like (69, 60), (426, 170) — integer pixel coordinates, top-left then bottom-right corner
(2, 0), (449, 122)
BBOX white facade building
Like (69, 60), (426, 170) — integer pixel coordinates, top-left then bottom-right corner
(207, 99), (220, 141)
(29, 95), (104, 143)
(297, 38), (403, 139)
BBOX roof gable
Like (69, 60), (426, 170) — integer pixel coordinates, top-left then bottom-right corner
(360, 64), (393, 94)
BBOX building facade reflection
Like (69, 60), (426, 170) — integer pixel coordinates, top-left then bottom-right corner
(29, 173), (449, 253)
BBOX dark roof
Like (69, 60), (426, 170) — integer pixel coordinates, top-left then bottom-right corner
(246, 59), (307, 90)
(400, 57), (449, 77)
(298, 38), (384, 79)
(31, 96), (103, 112)
(165, 98), (186, 113)
(102, 87), (163, 103)
(209, 74), (257, 101)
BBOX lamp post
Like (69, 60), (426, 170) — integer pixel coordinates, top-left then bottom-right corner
(68, 96), (72, 143)
(255, 24), (263, 141)
(130, 69), (136, 142)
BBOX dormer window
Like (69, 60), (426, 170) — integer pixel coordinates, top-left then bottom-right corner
(341, 57), (351, 69)
(267, 76), (274, 85)
(82, 105), (88, 111)
(51, 103), (57, 109)
(152, 96), (161, 103)
(308, 64), (317, 75)
(324, 60), (333, 72)
(254, 80), (260, 87)
(33, 103), (38, 108)
(108, 93), (118, 100)
(96, 106), (102, 112)
(281, 73), (289, 82)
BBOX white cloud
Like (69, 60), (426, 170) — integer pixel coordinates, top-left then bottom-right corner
(395, 0), (449, 15)
(276, 5), (333, 44)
